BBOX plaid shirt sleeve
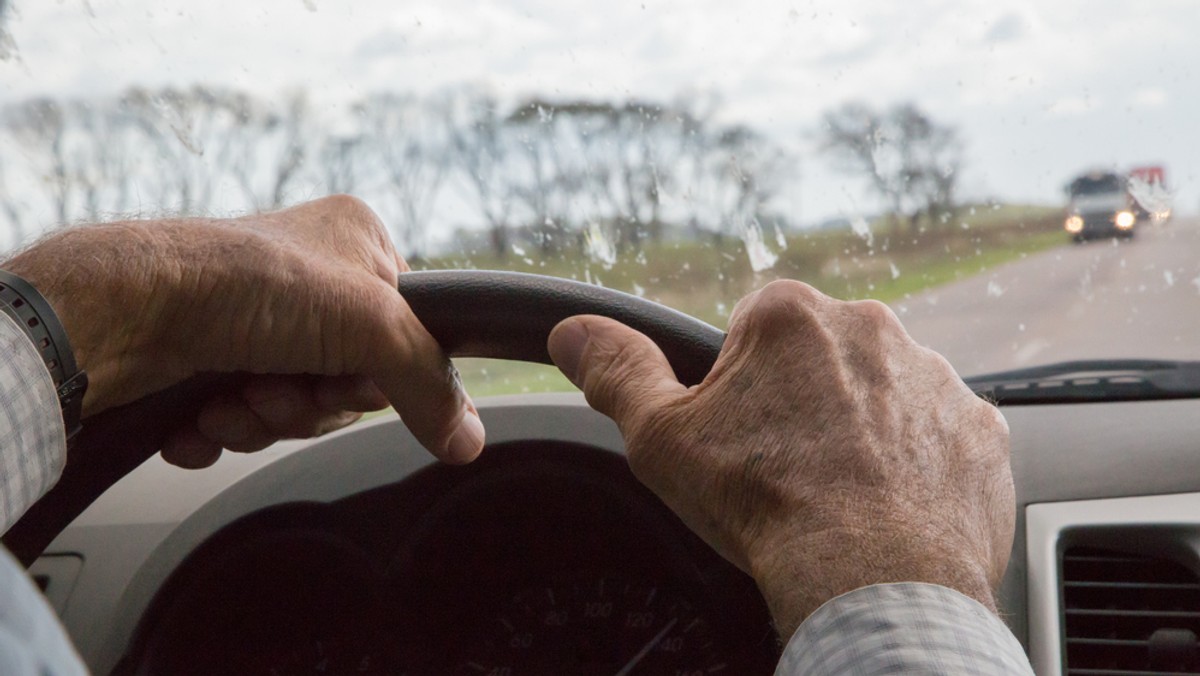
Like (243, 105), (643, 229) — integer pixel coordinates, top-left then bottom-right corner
(776, 583), (1033, 675)
(0, 311), (67, 535)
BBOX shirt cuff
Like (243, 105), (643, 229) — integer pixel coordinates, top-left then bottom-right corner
(775, 583), (1033, 675)
(0, 311), (66, 534)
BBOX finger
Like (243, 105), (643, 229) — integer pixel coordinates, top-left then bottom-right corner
(161, 426), (223, 469)
(197, 394), (278, 453)
(547, 315), (686, 433)
(312, 374), (390, 412)
(369, 293), (484, 465)
(236, 376), (369, 443)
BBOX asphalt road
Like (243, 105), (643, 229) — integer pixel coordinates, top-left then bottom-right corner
(893, 218), (1200, 377)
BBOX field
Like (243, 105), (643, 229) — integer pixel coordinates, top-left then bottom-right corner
(415, 205), (1066, 397)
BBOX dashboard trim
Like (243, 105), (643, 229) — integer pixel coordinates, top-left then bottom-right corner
(1025, 491), (1200, 675)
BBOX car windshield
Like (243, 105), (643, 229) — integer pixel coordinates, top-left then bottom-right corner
(1, 1), (1194, 395)
(1069, 175), (1124, 197)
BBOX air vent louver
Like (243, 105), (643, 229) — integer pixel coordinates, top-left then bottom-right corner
(1063, 546), (1200, 674)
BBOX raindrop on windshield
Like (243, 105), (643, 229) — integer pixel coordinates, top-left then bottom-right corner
(583, 222), (616, 269)
(1127, 174), (1174, 221)
(740, 218), (779, 272)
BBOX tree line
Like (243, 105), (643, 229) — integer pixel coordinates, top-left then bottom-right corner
(0, 85), (962, 257)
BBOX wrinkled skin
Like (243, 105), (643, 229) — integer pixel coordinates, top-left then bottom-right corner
(548, 280), (1015, 637)
(4, 195), (485, 468)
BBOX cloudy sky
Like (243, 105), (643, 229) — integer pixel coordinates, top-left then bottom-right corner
(2, 0), (1199, 229)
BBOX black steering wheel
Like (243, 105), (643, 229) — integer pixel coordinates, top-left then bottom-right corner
(3, 271), (727, 565)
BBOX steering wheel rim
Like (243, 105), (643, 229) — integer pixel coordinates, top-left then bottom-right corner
(3, 271), (727, 565)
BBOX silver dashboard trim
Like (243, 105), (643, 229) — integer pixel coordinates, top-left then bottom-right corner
(1025, 491), (1200, 675)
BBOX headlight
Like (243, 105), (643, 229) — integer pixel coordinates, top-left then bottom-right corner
(1065, 215), (1084, 233)
(1115, 211), (1136, 229)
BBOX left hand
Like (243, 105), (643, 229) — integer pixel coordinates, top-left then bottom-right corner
(4, 195), (484, 468)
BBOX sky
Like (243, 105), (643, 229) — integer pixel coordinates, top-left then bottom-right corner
(2, 0), (1199, 233)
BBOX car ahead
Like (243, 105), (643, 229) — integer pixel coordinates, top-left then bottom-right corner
(6, 271), (1200, 676)
(1063, 172), (1139, 242)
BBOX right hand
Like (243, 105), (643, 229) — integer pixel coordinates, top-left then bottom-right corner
(547, 279), (1015, 637)
(4, 195), (484, 468)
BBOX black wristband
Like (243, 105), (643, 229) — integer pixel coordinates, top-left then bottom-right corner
(0, 270), (87, 445)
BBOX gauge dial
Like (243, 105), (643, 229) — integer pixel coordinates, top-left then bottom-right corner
(457, 573), (727, 675)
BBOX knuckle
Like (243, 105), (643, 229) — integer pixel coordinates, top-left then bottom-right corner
(742, 279), (822, 326)
(318, 193), (377, 221)
(851, 299), (902, 332)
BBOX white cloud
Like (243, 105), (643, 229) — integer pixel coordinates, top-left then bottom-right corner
(1132, 87), (1169, 109)
(1046, 95), (1102, 117)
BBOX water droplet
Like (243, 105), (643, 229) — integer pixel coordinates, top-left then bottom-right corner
(1127, 174), (1174, 222)
(987, 280), (1006, 298)
(1164, 270), (1175, 287)
(632, 283), (645, 297)
(740, 218), (779, 272)
(889, 262), (900, 279)
(584, 222), (617, 269)
(850, 215), (873, 246)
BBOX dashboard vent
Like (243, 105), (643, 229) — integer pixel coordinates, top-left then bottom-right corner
(1063, 546), (1200, 674)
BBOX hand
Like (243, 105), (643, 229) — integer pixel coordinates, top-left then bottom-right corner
(3, 195), (484, 468)
(547, 280), (1014, 637)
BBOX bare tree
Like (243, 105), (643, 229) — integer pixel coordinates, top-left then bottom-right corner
(120, 85), (250, 215)
(230, 91), (311, 210)
(319, 135), (362, 196)
(0, 154), (26, 242)
(359, 93), (449, 257)
(820, 101), (963, 232)
(507, 100), (585, 254)
(7, 98), (70, 223)
(446, 90), (514, 257)
(68, 99), (145, 220)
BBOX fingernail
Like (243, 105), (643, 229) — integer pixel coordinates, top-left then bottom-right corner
(445, 409), (485, 464)
(549, 318), (589, 386)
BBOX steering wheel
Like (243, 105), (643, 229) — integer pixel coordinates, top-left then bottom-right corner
(3, 271), (727, 565)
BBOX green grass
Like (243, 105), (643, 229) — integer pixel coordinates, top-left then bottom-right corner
(417, 207), (1068, 397)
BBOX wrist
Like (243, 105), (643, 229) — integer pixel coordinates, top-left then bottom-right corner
(749, 526), (997, 638)
(4, 223), (186, 416)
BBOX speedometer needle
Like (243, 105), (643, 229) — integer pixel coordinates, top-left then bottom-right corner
(613, 617), (679, 676)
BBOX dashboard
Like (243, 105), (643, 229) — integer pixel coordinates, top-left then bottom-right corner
(119, 442), (777, 674)
(27, 392), (1200, 675)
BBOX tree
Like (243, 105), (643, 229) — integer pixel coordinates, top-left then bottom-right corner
(446, 89), (514, 257)
(358, 93), (449, 257)
(819, 101), (963, 233)
(230, 91), (311, 211)
(7, 98), (69, 224)
(506, 100), (585, 254)
(120, 85), (252, 215)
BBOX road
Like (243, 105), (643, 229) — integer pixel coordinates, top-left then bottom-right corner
(893, 219), (1200, 376)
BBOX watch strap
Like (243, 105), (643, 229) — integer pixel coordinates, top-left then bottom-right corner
(0, 270), (87, 444)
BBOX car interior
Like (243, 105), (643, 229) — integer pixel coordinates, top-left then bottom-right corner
(3, 2), (1198, 675)
(0, 271), (1195, 675)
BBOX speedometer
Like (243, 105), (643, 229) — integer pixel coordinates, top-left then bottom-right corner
(457, 572), (727, 675)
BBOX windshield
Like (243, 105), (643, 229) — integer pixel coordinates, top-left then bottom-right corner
(1, 1), (1195, 394)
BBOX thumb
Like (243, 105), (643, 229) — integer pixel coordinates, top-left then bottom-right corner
(547, 316), (686, 430)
